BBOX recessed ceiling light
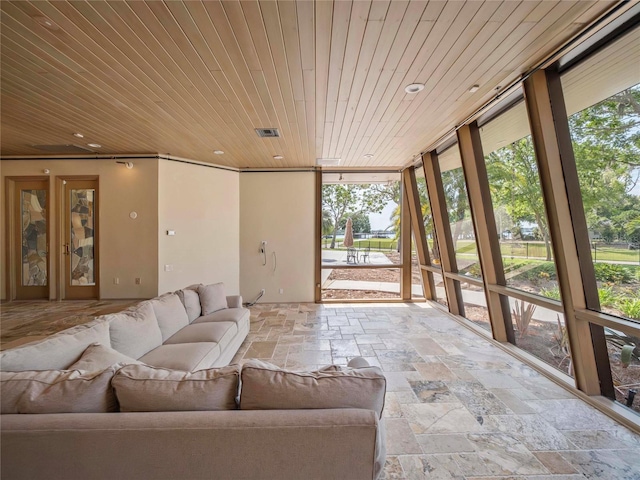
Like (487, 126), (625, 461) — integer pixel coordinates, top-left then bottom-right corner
(73, 133), (84, 138)
(363, 153), (374, 159)
(273, 155), (284, 160)
(213, 150), (224, 155)
(469, 84), (480, 93)
(87, 143), (101, 148)
(404, 83), (424, 94)
(34, 16), (59, 30)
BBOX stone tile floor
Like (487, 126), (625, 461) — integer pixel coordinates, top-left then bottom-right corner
(0, 299), (137, 349)
(232, 302), (640, 480)
(2, 300), (639, 479)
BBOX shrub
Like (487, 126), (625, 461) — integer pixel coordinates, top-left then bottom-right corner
(617, 298), (640, 320)
(511, 262), (557, 282)
(593, 263), (633, 284)
(512, 300), (536, 339)
(598, 285), (617, 307)
(540, 286), (561, 301)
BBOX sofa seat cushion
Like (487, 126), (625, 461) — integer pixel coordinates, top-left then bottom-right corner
(192, 307), (249, 327)
(0, 365), (120, 414)
(68, 343), (141, 372)
(164, 322), (238, 350)
(0, 318), (110, 371)
(112, 364), (240, 412)
(108, 302), (163, 359)
(240, 360), (387, 418)
(138, 343), (221, 371)
(150, 293), (189, 341)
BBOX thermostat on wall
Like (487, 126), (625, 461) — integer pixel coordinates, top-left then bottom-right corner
(167, 230), (176, 236)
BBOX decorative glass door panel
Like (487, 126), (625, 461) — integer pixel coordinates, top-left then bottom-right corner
(70, 189), (95, 286)
(64, 179), (98, 299)
(21, 189), (47, 286)
(14, 180), (49, 299)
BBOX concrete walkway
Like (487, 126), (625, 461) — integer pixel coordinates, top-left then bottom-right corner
(321, 248), (394, 285)
(323, 279), (561, 324)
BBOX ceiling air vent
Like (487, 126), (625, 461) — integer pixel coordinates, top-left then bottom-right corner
(255, 128), (280, 138)
(31, 144), (94, 153)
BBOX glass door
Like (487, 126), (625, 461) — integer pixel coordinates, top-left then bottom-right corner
(14, 180), (49, 299)
(63, 179), (98, 299)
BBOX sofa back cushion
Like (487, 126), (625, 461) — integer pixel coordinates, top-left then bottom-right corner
(112, 364), (240, 412)
(0, 318), (110, 371)
(176, 285), (202, 322)
(108, 302), (162, 359)
(150, 293), (189, 341)
(198, 283), (227, 316)
(240, 360), (387, 418)
(68, 343), (141, 372)
(0, 365), (120, 414)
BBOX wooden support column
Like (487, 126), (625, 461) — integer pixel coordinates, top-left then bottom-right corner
(524, 69), (612, 396)
(400, 180), (412, 300)
(314, 170), (322, 303)
(402, 168), (436, 300)
(457, 124), (514, 343)
(422, 152), (464, 315)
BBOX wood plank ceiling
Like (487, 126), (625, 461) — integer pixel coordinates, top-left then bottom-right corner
(0, 1), (616, 169)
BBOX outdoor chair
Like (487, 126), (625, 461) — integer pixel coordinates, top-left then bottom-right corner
(359, 246), (370, 263)
(347, 247), (358, 264)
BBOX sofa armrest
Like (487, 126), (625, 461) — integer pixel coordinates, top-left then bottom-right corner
(226, 295), (243, 309)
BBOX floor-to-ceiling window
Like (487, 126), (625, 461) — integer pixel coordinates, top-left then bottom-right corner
(437, 145), (490, 332)
(560, 25), (640, 411)
(320, 172), (406, 301)
(479, 98), (570, 376)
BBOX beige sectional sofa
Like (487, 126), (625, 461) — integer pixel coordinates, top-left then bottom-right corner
(0, 283), (249, 373)
(0, 283), (387, 480)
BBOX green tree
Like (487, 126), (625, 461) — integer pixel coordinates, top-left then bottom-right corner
(568, 84), (640, 243)
(321, 210), (333, 237)
(487, 137), (553, 260)
(322, 185), (361, 249)
(338, 212), (371, 233)
(442, 168), (471, 251)
(322, 183), (395, 249)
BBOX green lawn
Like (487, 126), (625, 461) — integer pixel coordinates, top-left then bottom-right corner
(321, 238), (398, 251)
(322, 238), (640, 265)
(452, 240), (640, 264)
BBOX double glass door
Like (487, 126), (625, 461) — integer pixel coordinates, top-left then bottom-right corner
(10, 178), (98, 300)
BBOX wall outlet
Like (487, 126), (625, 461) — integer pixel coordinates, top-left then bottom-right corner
(113, 277), (119, 285)
(279, 288), (284, 294)
(260, 288), (266, 295)
(135, 277), (141, 285)
(164, 264), (173, 272)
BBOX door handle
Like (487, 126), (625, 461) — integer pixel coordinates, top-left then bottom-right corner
(63, 244), (70, 255)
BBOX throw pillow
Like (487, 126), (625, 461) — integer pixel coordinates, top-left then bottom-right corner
(0, 365), (120, 414)
(198, 283), (227, 315)
(68, 343), (141, 371)
(176, 285), (202, 322)
(112, 364), (240, 412)
(107, 302), (163, 359)
(239, 360), (387, 418)
(150, 293), (190, 341)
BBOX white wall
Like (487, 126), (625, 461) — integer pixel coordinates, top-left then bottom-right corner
(1, 159), (159, 299)
(158, 160), (239, 295)
(240, 172), (315, 303)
